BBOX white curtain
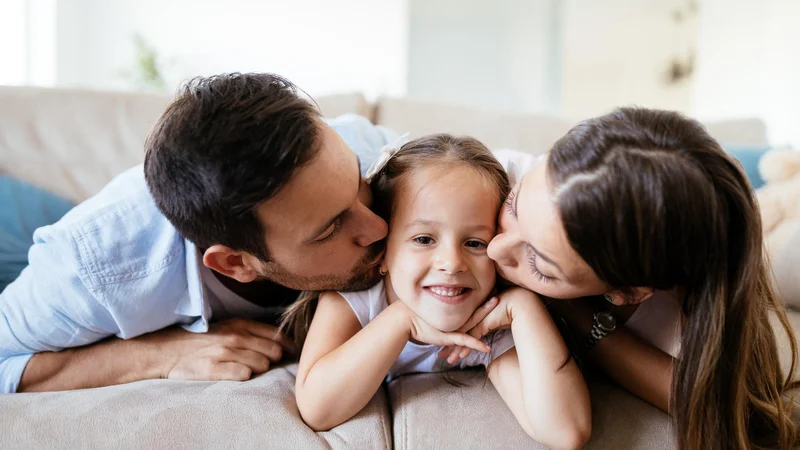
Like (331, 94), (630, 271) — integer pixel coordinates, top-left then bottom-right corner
(0, 0), (27, 86)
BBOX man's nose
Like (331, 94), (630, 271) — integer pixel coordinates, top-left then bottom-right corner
(354, 204), (388, 247)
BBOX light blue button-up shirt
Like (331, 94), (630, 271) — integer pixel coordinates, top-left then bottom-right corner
(0, 114), (397, 393)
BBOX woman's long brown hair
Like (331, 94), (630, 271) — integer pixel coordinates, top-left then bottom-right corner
(547, 107), (799, 449)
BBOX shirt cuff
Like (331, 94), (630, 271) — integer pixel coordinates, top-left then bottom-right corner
(0, 353), (34, 393)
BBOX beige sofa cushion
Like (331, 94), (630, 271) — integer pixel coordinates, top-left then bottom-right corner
(0, 364), (391, 450)
(375, 97), (572, 157)
(766, 220), (800, 310)
(3, 311), (797, 450)
(0, 86), (170, 203)
(389, 371), (676, 449)
(314, 93), (373, 121)
(703, 118), (770, 147)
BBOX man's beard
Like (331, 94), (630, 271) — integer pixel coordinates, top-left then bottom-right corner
(260, 243), (384, 292)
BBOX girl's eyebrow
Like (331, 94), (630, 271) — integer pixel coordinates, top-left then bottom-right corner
(405, 219), (441, 230)
(405, 220), (493, 236)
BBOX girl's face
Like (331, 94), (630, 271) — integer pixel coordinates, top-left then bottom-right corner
(383, 165), (499, 332)
(487, 161), (608, 299)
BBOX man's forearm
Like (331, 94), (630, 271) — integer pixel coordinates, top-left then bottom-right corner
(18, 337), (162, 392)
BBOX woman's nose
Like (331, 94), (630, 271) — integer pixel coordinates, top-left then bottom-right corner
(487, 231), (518, 268)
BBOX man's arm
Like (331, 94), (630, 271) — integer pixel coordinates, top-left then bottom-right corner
(325, 114), (400, 177)
(18, 337), (161, 392)
(18, 319), (288, 392)
(1, 227), (288, 393)
(0, 229), (121, 393)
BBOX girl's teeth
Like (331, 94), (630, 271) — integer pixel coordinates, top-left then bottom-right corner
(430, 287), (465, 297)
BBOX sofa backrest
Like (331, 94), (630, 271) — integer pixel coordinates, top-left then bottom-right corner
(0, 86), (770, 203)
(0, 87), (371, 202)
(374, 96), (771, 156)
(0, 86), (171, 202)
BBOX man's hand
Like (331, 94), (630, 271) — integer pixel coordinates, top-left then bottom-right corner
(18, 318), (296, 392)
(145, 318), (296, 382)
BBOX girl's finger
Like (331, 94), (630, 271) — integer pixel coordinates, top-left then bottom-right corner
(459, 347), (472, 359)
(447, 346), (464, 364)
(450, 333), (490, 353)
(468, 315), (496, 340)
(438, 346), (455, 359)
(457, 297), (498, 333)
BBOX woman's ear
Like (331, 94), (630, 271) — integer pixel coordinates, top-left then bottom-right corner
(606, 287), (655, 306)
(203, 245), (259, 283)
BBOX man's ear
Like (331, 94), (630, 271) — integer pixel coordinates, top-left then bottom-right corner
(203, 245), (259, 283)
(606, 287), (655, 306)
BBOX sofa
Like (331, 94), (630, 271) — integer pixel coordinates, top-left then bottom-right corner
(1, 86), (798, 449)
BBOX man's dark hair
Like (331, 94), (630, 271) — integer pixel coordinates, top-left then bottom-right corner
(144, 73), (320, 261)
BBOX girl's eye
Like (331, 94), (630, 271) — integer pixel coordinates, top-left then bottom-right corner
(528, 252), (554, 283)
(505, 190), (518, 219)
(413, 236), (434, 245)
(465, 239), (487, 249)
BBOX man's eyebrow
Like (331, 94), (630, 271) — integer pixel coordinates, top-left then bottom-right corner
(305, 152), (361, 242)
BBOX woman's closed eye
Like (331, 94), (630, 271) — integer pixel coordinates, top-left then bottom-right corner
(528, 252), (554, 283)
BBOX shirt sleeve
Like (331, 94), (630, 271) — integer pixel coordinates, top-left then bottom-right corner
(492, 149), (546, 186)
(455, 328), (516, 370)
(324, 114), (400, 177)
(0, 224), (117, 393)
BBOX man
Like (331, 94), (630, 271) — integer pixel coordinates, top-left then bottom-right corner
(0, 73), (394, 393)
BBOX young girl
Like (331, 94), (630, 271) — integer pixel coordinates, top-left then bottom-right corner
(291, 134), (591, 450)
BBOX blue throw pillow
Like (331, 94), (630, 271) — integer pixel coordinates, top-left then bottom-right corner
(725, 146), (771, 190)
(0, 176), (74, 293)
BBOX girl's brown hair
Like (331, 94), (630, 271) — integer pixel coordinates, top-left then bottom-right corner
(279, 133), (510, 349)
(548, 107), (799, 449)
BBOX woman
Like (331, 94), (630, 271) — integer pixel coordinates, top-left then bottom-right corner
(461, 107), (799, 449)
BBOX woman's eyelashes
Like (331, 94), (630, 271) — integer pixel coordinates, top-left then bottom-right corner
(504, 189), (518, 219)
(528, 252), (554, 283)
